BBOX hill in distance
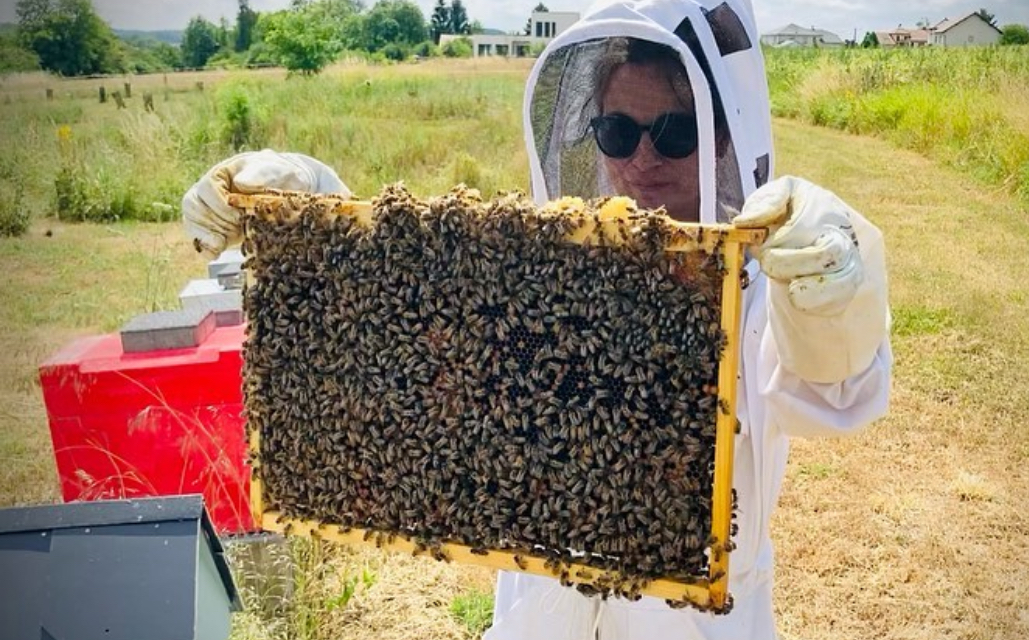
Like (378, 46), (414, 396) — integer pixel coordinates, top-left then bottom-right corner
(113, 29), (182, 45)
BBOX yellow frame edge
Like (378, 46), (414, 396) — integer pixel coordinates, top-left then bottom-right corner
(239, 193), (765, 613)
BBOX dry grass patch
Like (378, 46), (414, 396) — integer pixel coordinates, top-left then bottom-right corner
(229, 540), (494, 640)
(773, 118), (1029, 640)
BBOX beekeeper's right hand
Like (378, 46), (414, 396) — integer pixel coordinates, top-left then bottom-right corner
(182, 150), (350, 257)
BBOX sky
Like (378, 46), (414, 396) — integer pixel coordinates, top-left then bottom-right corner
(1, 0), (1027, 40)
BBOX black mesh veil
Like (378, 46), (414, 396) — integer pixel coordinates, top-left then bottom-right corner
(524, 0), (773, 224)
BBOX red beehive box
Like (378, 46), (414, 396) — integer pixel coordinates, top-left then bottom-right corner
(38, 324), (253, 535)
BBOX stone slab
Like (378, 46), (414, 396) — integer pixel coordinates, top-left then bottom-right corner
(180, 279), (243, 312)
(207, 249), (244, 280)
(120, 308), (216, 353)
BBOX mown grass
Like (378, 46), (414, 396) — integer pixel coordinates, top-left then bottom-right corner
(2, 54), (1029, 640)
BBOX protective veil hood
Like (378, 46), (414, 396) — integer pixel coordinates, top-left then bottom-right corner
(524, 0), (773, 224)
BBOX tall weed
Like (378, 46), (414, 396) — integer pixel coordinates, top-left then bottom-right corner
(0, 180), (29, 237)
(765, 46), (1029, 207)
(219, 82), (267, 152)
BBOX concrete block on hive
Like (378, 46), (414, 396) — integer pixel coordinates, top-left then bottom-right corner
(120, 308), (216, 353)
(207, 248), (245, 280)
(216, 263), (244, 290)
(180, 279), (243, 326)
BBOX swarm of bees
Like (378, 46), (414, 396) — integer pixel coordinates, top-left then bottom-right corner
(242, 184), (729, 605)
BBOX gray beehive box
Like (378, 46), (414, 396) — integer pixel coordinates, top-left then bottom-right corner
(0, 495), (242, 640)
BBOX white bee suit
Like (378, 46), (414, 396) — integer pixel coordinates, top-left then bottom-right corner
(486, 1), (893, 639)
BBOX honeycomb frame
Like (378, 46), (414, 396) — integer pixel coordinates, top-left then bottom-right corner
(231, 188), (767, 612)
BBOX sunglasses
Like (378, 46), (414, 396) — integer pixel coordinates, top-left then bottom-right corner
(590, 112), (699, 159)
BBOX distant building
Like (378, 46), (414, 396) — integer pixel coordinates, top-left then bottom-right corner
(930, 12), (1002, 46)
(760, 23), (845, 47)
(874, 27), (931, 48)
(440, 11), (580, 58)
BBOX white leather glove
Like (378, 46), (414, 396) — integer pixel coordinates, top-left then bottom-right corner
(181, 150), (350, 256)
(734, 176), (889, 383)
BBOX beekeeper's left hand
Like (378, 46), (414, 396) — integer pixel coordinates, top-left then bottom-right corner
(734, 176), (890, 383)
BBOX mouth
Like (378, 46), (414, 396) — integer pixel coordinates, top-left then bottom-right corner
(630, 180), (675, 191)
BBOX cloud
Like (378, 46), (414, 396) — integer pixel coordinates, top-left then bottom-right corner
(2, 0), (1024, 37)
(77, 0), (588, 33)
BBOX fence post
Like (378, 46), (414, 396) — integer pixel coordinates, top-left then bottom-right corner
(124, 82), (132, 98)
(99, 86), (107, 103)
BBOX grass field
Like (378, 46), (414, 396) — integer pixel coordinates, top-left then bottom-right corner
(2, 52), (1029, 640)
(763, 46), (1029, 206)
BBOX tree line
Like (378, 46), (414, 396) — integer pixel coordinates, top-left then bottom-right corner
(5, 0), (502, 77)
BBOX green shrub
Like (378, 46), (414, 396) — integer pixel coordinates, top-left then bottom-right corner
(52, 157), (176, 224)
(219, 84), (266, 151)
(53, 162), (142, 223)
(450, 589), (494, 638)
(207, 50), (249, 70)
(381, 43), (408, 62)
(0, 181), (29, 237)
(442, 37), (473, 58)
(53, 163), (90, 221)
(412, 41), (438, 58)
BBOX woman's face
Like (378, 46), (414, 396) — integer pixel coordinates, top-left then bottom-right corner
(600, 62), (700, 223)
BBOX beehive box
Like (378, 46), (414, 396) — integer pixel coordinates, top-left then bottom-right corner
(231, 185), (765, 612)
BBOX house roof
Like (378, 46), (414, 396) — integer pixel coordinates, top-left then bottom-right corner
(765, 23), (816, 36)
(909, 29), (930, 43)
(875, 31), (896, 46)
(764, 23), (844, 43)
(882, 27), (930, 44)
(934, 12), (1003, 34)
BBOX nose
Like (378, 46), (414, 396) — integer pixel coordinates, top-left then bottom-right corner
(629, 132), (664, 168)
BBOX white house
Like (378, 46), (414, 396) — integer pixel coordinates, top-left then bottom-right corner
(760, 23), (845, 47)
(440, 11), (580, 58)
(930, 12), (1002, 46)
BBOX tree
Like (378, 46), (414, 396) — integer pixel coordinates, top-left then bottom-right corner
(236, 0), (258, 51)
(151, 41), (183, 68)
(261, 4), (341, 75)
(975, 8), (997, 26)
(0, 30), (40, 73)
(15, 0), (50, 30)
(860, 31), (879, 48)
(999, 23), (1029, 45)
(525, 2), (547, 35)
(181, 16), (221, 68)
(16, 0), (123, 76)
(449, 0), (469, 36)
(469, 19), (484, 35)
(430, 0), (449, 44)
(218, 17), (232, 49)
(364, 0), (427, 51)
(118, 34), (182, 72)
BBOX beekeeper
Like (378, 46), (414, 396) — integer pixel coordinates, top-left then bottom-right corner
(181, 1), (891, 638)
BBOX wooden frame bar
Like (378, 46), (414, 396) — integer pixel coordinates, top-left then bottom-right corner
(236, 193), (765, 612)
